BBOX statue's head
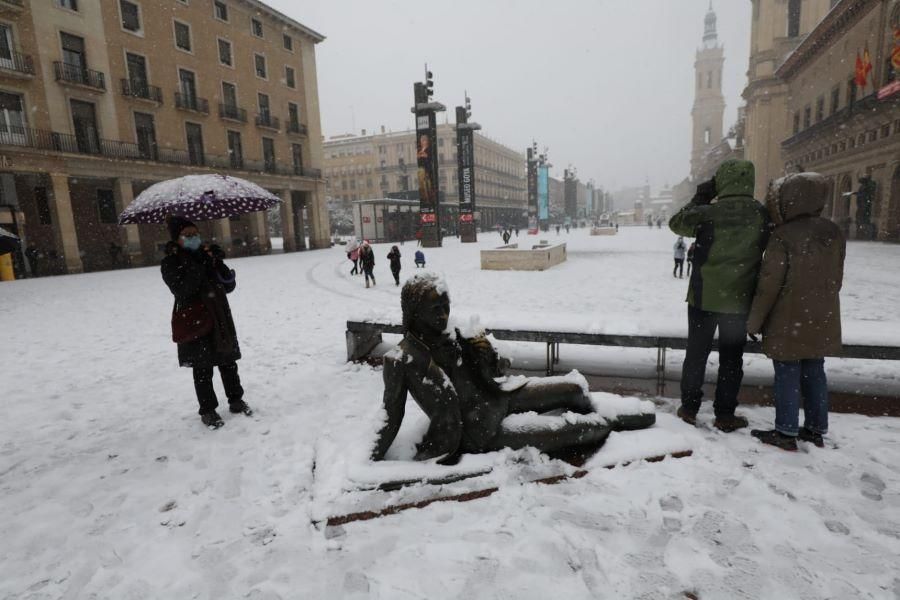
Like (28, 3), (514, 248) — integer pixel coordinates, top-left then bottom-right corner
(401, 272), (450, 336)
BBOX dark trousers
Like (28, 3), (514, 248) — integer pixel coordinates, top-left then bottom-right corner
(391, 267), (400, 285)
(680, 306), (747, 417)
(350, 259), (358, 275)
(192, 362), (244, 415)
(673, 258), (684, 278)
(364, 267), (375, 285)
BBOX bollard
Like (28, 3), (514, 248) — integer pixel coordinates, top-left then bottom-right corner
(0, 253), (15, 281)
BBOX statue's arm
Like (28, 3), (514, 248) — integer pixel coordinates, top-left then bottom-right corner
(371, 353), (409, 461)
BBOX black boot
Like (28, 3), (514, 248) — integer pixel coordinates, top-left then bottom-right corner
(714, 414), (749, 433)
(751, 429), (798, 451)
(677, 406), (697, 426)
(229, 400), (253, 416)
(201, 410), (225, 429)
(798, 427), (824, 448)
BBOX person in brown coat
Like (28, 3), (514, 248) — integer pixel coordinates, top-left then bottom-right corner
(746, 173), (845, 451)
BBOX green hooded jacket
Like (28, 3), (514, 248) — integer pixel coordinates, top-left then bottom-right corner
(669, 159), (769, 314)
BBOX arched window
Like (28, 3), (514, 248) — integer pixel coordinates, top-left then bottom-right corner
(788, 0), (802, 38)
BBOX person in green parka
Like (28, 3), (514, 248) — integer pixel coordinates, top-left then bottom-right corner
(669, 159), (769, 432)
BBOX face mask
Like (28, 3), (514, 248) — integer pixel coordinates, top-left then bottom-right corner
(182, 235), (202, 251)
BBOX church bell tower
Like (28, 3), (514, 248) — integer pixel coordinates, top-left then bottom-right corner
(691, 3), (726, 179)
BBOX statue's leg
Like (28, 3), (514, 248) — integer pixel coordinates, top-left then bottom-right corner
(485, 421), (611, 453)
(607, 412), (657, 431)
(506, 381), (593, 415)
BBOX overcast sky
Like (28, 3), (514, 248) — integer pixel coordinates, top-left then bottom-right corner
(268, 0), (752, 192)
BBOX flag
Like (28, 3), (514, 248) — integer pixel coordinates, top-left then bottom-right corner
(855, 51), (867, 87)
(892, 26), (900, 70)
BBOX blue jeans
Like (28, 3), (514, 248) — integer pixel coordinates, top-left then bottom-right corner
(772, 359), (829, 436)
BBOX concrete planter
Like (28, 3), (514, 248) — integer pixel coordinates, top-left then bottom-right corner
(480, 242), (567, 271)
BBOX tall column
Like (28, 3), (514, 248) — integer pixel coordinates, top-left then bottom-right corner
(294, 194), (307, 250)
(279, 189), (296, 252)
(248, 211), (270, 254)
(48, 173), (83, 274)
(308, 183), (330, 249)
(212, 218), (232, 250)
(112, 178), (142, 266)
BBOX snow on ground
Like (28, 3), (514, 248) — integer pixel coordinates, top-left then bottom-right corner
(1, 227), (899, 599)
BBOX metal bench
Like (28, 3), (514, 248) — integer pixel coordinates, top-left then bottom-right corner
(346, 320), (900, 396)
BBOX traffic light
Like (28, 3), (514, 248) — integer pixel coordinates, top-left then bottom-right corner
(425, 69), (434, 98)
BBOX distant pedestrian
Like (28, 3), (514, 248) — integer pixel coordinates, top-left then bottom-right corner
(673, 237), (686, 278)
(414, 249), (426, 268)
(415, 229), (423, 247)
(748, 173), (845, 451)
(514, 227), (519, 237)
(360, 242), (376, 287)
(615, 223), (619, 232)
(161, 215), (251, 429)
(348, 239), (360, 275)
(24, 243), (40, 277)
(109, 241), (123, 269)
(387, 245), (402, 286)
(556, 225), (561, 235)
(669, 159), (769, 432)
(686, 242), (695, 276)
(502, 230), (511, 244)
(565, 224), (570, 234)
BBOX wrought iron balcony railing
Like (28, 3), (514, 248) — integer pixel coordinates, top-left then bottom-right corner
(53, 61), (106, 90)
(175, 92), (209, 114)
(286, 121), (308, 136)
(0, 51), (34, 76)
(121, 79), (162, 102)
(255, 112), (280, 130)
(219, 103), (247, 122)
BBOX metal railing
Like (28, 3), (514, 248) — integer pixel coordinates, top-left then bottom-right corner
(0, 51), (34, 75)
(53, 61), (106, 90)
(120, 79), (162, 102)
(174, 92), (209, 114)
(255, 112), (280, 130)
(219, 103), (247, 122)
(0, 0), (24, 8)
(0, 126), (323, 178)
(286, 121), (308, 136)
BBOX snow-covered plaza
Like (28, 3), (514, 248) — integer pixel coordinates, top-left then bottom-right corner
(2, 227), (900, 599)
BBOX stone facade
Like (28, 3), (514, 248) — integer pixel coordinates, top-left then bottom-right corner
(0, 0), (328, 276)
(778, 0), (900, 240)
(324, 124), (526, 229)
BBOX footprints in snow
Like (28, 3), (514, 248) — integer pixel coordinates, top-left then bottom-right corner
(860, 472), (886, 501)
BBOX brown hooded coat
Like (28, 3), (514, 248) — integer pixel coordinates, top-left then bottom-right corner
(746, 173), (846, 361)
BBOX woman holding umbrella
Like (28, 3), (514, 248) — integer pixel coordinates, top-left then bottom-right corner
(162, 216), (251, 428)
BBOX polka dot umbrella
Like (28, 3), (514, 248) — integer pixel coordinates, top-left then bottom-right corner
(118, 174), (281, 225)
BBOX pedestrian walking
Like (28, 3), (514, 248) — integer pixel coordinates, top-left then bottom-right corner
(387, 245), (402, 286)
(24, 243), (40, 277)
(161, 216), (251, 429)
(514, 227), (519, 237)
(668, 159), (769, 432)
(565, 224), (570, 234)
(347, 238), (360, 275)
(415, 229), (423, 246)
(673, 237), (687, 278)
(556, 225), (561, 235)
(360, 242), (376, 287)
(502, 230), (511, 245)
(414, 249), (426, 268)
(109, 241), (123, 269)
(747, 173), (845, 451)
(686, 242), (695, 277)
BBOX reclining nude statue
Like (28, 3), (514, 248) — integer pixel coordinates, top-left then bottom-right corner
(371, 273), (656, 464)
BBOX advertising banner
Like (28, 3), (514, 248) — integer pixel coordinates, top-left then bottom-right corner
(538, 164), (549, 222)
(414, 83), (440, 247)
(456, 107), (477, 242)
(527, 148), (538, 234)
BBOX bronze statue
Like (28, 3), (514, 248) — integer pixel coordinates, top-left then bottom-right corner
(372, 273), (655, 464)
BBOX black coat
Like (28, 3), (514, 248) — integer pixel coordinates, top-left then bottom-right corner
(161, 245), (241, 369)
(360, 247), (375, 270)
(387, 249), (401, 272)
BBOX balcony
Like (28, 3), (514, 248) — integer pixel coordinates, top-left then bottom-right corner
(254, 112), (280, 131)
(0, 51), (34, 78)
(53, 62), (106, 91)
(120, 79), (162, 103)
(286, 121), (308, 136)
(0, 0), (24, 13)
(218, 103), (247, 123)
(0, 125), (188, 164)
(174, 92), (209, 115)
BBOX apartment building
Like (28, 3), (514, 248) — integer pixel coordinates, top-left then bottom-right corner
(323, 124), (527, 229)
(0, 0), (327, 275)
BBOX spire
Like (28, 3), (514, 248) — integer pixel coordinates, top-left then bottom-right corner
(703, 2), (718, 48)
